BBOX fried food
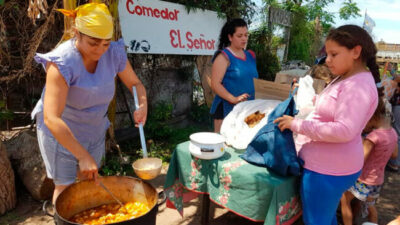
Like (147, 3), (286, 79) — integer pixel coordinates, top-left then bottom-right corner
(244, 111), (265, 128)
(69, 201), (150, 225)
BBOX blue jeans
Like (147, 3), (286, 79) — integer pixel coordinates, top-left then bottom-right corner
(301, 168), (361, 225)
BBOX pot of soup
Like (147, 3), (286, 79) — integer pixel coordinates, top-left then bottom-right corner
(45, 176), (165, 225)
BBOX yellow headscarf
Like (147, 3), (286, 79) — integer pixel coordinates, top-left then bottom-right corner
(57, 3), (113, 39)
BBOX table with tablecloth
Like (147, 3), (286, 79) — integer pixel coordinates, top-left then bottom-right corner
(163, 141), (302, 225)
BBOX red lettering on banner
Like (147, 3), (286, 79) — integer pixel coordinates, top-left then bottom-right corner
(154, 9), (160, 18)
(186, 32), (215, 50)
(177, 30), (184, 48)
(170, 30), (179, 48)
(143, 6), (153, 16)
(135, 5), (142, 15)
(126, 0), (134, 14)
(126, 0), (180, 21)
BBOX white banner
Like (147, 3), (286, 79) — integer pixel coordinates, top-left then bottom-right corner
(118, 0), (226, 55)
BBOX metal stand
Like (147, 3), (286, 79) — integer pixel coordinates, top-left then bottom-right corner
(201, 194), (210, 225)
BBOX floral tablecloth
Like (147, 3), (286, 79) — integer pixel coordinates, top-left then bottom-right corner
(164, 141), (302, 225)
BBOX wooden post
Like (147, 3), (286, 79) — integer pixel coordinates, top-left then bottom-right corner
(104, 0), (125, 156)
(195, 55), (214, 107)
(284, 27), (290, 62)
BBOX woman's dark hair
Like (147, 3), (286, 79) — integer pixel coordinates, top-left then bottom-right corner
(217, 18), (247, 50)
(326, 25), (380, 84)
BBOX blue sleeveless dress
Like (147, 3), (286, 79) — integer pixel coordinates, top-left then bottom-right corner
(210, 48), (259, 118)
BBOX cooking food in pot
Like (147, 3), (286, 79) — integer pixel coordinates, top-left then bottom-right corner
(244, 111), (265, 128)
(69, 201), (150, 225)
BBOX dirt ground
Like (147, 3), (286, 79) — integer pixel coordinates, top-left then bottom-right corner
(0, 166), (399, 225)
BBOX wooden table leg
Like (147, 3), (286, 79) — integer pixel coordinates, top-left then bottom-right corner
(201, 194), (210, 225)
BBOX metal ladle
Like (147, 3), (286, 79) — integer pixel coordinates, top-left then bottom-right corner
(131, 87), (162, 180)
(98, 180), (127, 212)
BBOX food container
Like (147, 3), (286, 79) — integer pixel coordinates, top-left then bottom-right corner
(132, 158), (162, 180)
(44, 176), (165, 225)
(189, 132), (225, 160)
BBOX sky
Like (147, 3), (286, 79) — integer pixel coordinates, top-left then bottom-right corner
(252, 0), (400, 44)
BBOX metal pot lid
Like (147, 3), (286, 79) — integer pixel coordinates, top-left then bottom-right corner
(189, 132), (225, 145)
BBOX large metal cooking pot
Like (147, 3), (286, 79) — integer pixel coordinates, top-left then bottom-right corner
(44, 176), (165, 225)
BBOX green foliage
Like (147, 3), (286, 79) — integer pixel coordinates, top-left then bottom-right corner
(151, 101), (173, 121)
(287, 7), (316, 64)
(146, 125), (207, 162)
(147, 141), (173, 162)
(101, 97), (212, 175)
(190, 80), (213, 125)
(247, 25), (281, 80)
(100, 154), (134, 176)
(0, 100), (14, 123)
(304, 0), (335, 26)
(109, 123), (209, 171)
(145, 101), (174, 140)
(190, 102), (211, 124)
(339, 1), (361, 20)
(0, 211), (20, 224)
(265, 0), (361, 64)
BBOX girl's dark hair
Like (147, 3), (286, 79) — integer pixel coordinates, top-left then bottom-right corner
(326, 25), (380, 84)
(217, 18), (247, 50)
(369, 90), (387, 125)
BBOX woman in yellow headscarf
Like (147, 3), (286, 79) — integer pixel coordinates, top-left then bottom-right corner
(31, 3), (147, 204)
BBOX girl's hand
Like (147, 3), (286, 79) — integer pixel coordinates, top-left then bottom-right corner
(291, 78), (299, 91)
(133, 106), (147, 127)
(78, 153), (98, 181)
(273, 115), (294, 131)
(233, 93), (250, 104)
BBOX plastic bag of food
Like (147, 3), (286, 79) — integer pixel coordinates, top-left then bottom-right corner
(221, 99), (281, 149)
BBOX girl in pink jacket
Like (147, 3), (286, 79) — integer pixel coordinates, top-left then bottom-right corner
(274, 25), (380, 225)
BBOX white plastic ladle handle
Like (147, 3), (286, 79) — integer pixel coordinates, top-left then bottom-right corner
(132, 86), (148, 158)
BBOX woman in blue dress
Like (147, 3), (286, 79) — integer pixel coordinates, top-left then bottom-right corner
(210, 18), (259, 133)
(31, 3), (147, 204)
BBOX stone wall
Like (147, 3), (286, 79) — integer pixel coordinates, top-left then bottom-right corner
(114, 54), (197, 129)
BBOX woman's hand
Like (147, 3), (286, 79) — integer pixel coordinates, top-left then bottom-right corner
(78, 153), (98, 181)
(117, 61), (148, 127)
(232, 93), (250, 104)
(273, 115), (294, 131)
(133, 105), (147, 127)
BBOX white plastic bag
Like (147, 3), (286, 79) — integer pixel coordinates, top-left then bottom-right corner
(295, 75), (316, 119)
(220, 99), (281, 149)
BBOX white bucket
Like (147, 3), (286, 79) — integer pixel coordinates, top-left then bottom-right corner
(189, 132), (225, 160)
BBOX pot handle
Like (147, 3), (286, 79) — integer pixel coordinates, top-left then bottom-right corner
(158, 191), (167, 206)
(42, 200), (55, 218)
